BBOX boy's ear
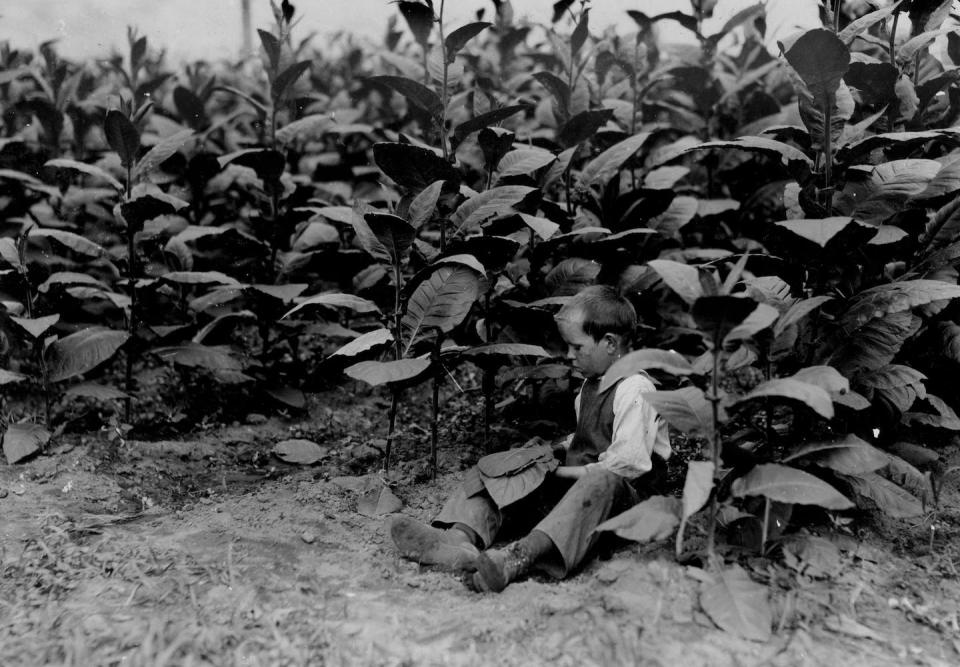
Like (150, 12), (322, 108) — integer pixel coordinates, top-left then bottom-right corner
(602, 332), (620, 352)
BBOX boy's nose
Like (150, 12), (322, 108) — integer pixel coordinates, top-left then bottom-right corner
(566, 347), (576, 360)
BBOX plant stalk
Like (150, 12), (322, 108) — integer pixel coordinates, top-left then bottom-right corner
(430, 333), (443, 479)
(705, 337), (722, 568)
(761, 496), (771, 553)
(822, 98), (833, 215)
(123, 165), (136, 423)
(385, 387), (400, 472)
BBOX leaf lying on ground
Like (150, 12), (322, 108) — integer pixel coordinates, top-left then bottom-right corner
(3, 422), (51, 464)
(274, 439), (326, 465)
(357, 486), (404, 517)
(594, 495), (681, 542)
(700, 565), (772, 642)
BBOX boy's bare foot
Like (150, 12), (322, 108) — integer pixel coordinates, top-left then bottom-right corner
(388, 516), (479, 572)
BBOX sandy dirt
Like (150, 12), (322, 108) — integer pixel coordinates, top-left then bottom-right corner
(2, 408), (960, 666)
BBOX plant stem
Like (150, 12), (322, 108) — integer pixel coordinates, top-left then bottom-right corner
(822, 98), (833, 215)
(833, 0), (842, 33)
(123, 165), (136, 423)
(438, 0), (450, 163)
(430, 333), (443, 479)
(705, 338), (722, 568)
(761, 496), (771, 554)
(385, 387), (399, 472)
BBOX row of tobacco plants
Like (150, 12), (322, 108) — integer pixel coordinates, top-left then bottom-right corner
(3, 0), (960, 639)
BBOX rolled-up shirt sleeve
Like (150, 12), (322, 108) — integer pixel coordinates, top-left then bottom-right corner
(587, 374), (671, 478)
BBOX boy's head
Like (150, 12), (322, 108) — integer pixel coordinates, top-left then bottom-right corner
(554, 285), (637, 378)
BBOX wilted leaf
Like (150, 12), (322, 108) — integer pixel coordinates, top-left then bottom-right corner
(3, 423), (51, 464)
(594, 495), (682, 542)
(274, 439), (326, 465)
(700, 565), (772, 642)
(357, 485), (404, 517)
(840, 471), (925, 518)
(832, 311), (921, 376)
(731, 464), (853, 509)
(856, 364), (926, 413)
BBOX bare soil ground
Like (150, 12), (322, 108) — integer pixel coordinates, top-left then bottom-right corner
(2, 392), (960, 666)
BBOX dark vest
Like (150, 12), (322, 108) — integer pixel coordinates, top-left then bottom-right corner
(566, 377), (620, 467)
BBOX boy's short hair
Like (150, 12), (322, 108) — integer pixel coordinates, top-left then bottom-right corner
(555, 285), (637, 342)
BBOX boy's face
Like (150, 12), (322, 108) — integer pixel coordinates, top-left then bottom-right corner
(557, 314), (618, 379)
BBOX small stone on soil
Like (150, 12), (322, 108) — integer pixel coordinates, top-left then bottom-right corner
(246, 413), (268, 425)
(301, 531), (316, 544)
(0, 488), (7, 498)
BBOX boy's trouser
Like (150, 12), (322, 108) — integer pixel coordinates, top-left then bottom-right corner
(433, 467), (638, 578)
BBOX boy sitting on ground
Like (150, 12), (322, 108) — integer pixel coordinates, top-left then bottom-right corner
(389, 284), (670, 592)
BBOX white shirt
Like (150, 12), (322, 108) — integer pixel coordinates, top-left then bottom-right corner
(565, 374), (671, 478)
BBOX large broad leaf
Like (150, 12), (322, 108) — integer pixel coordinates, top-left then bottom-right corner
(648, 196), (699, 237)
(676, 460), (714, 556)
(731, 464), (853, 510)
(775, 217), (873, 248)
(275, 114), (335, 144)
(30, 229), (109, 259)
(700, 566), (773, 643)
(641, 387), (715, 438)
(497, 148), (556, 178)
(831, 311), (920, 376)
(292, 221), (339, 251)
(345, 357), (431, 386)
(271, 60), (311, 102)
(154, 343), (243, 371)
(856, 364), (926, 413)
(599, 349), (695, 393)
(773, 296), (831, 338)
(246, 284), (308, 303)
(693, 296), (760, 342)
(63, 382), (129, 401)
(723, 303), (779, 348)
(732, 378), (834, 420)
(0, 369), (27, 385)
(3, 423), (51, 464)
(45, 328), (130, 382)
(781, 28), (850, 104)
(365, 213), (415, 265)
(594, 495), (681, 542)
(518, 214), (559, 240)
(796, 78), (854, 152)
(545, 257), (600, 296)
(12, 314), (60, 339)
(44, 158), (123, 191)
(372, 143), (459, 190)
(367, 75), (442, 118)
(841, 280), (960, 333)
(460, 344), (551, 363)
(449, 185), (536, 236)
(577, 132), (651, 190)
(284, 293), (380, 319)
(451, 104), (529, 150)
(647, 259), (703, 304)
(839, 4), (900, 45)
(681, 137), (814, 175)
(444, 22), (490, 63)
(789, 366), (849, 397)
(401, 265), (481, 354)
(903, 394), (960, 431)
(331, 329), (394, 358)
(557, 108), (615, 148)
(532, 71), (571, 122)
(408, 180), (446, 229)
(133, 129), (195, 180)
(783, 434), (888, 475)
(162, 271), (241, 286)
(398, 1), (434, 48)
(840, 472), (925, 518)
(104, 110), (140, 168)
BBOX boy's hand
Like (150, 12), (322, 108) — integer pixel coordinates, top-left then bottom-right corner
(554, 466), (588, 479)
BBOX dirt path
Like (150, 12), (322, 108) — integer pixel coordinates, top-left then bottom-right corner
(2, 424), (960, 666)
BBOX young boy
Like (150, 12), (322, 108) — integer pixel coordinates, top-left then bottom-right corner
(389, 285), (670, 592)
